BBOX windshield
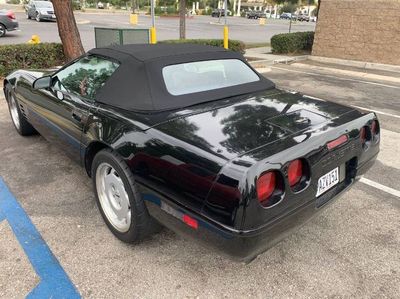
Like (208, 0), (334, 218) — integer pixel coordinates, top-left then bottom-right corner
(162, 59), (260, 96)
(35, 1), (53, 8)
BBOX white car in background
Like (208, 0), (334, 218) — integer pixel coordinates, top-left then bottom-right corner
(25, 0), (56, 22)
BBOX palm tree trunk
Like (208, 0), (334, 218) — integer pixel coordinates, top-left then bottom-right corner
(179, 0), (186, 39)
(52, 0), (84, 61)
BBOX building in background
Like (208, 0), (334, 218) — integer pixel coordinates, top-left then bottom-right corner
(312, 0), (400, 65)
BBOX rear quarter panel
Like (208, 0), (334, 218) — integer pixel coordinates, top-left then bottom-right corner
(84, 105), (235, 221)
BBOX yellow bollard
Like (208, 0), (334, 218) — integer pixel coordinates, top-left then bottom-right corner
(259, 17), (266, 25)
(27, 35), (41, 44)
(130, 13), (138, 25)
(150, 27), (157, 44)
(223, 26), (228, 49)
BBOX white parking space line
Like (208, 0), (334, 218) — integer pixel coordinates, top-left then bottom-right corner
(350, 105), (400, 119)
(360, 177), (400, 199)
(272, 66), (400, 89)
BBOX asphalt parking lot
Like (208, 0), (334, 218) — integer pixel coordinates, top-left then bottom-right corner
(0, 12), (315, 49)
(0, 64), (399, 298)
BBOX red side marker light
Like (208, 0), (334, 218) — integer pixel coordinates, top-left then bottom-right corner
(288, 159), (303, 187)
(327, 134), (348, 150)
(183, 214), (198, 229)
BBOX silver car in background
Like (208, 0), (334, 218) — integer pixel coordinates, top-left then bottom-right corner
(0, 10), (19, 37)
(25, 0), (56, 22)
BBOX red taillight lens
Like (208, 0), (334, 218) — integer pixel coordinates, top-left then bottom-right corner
(360, 127), (367, 144)
(6, 11), (16, 20)
(257, 171), (276, 204)
(371, 120), (379, 135)
(182, 214), (198, 229)
(288, 159), (303, 187)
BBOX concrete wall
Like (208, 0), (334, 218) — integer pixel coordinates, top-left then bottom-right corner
(312, 0), (400, 65)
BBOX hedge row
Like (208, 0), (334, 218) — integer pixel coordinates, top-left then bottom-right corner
(160, 39), (246, 54)
(0, 39), (246, 78)
(271, 31), (314, 54)
(0, 43), (65, 77)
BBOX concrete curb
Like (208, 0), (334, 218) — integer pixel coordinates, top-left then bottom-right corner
(292, 63), (400, 84)
(309, 56), (400, 74)
(248, 55), (308, 69)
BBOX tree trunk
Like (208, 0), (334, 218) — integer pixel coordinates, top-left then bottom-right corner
(52, 0), (84, 61)
(316, 0), (321, 17)
(179, 0), (186, 39)
(131, 0), (138, 13)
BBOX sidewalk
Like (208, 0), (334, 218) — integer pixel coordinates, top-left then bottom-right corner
(245, 46), (308, 68)
(246, 47), (400, 84)
(291, 60), (400, 85)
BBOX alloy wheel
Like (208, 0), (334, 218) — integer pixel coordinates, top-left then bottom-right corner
(9, 93), (20, 130)
(0, 25), (5, 37)
(96, 162), (131, 232)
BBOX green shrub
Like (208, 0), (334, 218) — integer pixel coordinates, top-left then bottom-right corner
(203, 8), (212, 15)
(166, 6), (177, 14)
(72, 1), (82, 10)
(0, 43), (65, 77)
(160, 39), (246, 54)
(271, 31), (314, 54)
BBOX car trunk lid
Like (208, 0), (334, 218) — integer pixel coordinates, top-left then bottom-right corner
(148, 89), (355, 161)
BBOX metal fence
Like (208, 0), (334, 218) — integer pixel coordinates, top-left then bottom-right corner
(94, 28), (150, 48)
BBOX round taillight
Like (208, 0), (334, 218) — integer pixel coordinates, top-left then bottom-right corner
(256, 172), (276, 205)
(371, 120), (379, 136)
(360, 127), (367, 144)
(288, 159), (303, 187)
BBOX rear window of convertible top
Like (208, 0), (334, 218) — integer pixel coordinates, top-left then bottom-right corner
(162, 59), (260, 96)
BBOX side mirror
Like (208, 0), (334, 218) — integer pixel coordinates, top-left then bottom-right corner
(33, 76), (51, 90)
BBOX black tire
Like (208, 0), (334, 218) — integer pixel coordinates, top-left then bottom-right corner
(92, 148), (161, 243)
(0, 24), (6, 37)
(5, 84), (36, 136)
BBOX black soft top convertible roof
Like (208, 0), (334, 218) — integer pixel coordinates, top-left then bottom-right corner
(89, 44), (275, 112)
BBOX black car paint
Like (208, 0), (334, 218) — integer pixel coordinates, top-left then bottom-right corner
(4, 68), (379, 261)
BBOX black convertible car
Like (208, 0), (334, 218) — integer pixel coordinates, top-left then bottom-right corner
(3, 44), (379, 261)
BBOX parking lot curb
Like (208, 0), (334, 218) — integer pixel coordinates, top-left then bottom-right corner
(248, 55), (308, 69)
(287, 62), (400, 85)
(309, 56), (400, 74)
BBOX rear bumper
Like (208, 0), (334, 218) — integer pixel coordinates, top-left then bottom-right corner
(38, 14), (56, 20)
(5, 20), (18, 31)
(141, 154), (377, 262)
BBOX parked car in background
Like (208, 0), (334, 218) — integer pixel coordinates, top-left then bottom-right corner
(279, 12), (292, 19)
(211, 8), (231, 17)
(291, 14), (299, 20)
(0, 9), (18, 37)
(97, 2), (104, 9)
(246, 11), (266, 19)
(297, 14), (310, 22)
(25, 0), (56, 22)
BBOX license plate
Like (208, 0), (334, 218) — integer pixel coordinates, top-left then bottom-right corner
(316, 167), (339, 197)
(52, 15), (56, 18)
